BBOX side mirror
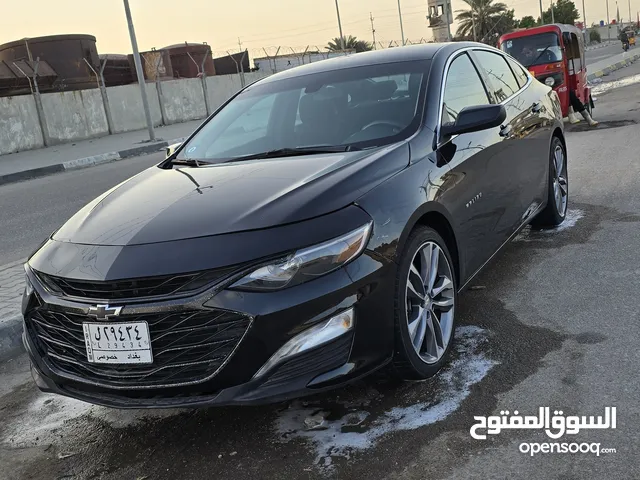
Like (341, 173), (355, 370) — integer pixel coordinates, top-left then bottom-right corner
(441, 104), (507, 138)
(166, 142), (182, 159)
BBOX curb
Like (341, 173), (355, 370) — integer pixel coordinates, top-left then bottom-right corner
(587, 52), (640, 81)
(0, 313), (24, 362)
(585, 41), (617, 51)
(0, 136), (187, 187)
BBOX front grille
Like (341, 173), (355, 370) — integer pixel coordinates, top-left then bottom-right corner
(34, 267), (236, 301)
(26, 306), (251, 388)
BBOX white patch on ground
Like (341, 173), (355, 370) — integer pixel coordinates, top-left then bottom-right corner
(591, 74), (640, 95)
(514, 209), (584, 242)
(2, 392), (184, 447)
(274, 326), (496, 468)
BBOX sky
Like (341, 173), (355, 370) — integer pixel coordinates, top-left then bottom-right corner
(0, 0), (636, 58)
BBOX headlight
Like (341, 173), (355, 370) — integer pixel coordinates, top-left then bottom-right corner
(230, 222), (373, 291)
(545, 76), (555, 87)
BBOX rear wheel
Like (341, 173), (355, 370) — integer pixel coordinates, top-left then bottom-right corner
(531, 136), (568, 228)
(392, 227), (457, 380)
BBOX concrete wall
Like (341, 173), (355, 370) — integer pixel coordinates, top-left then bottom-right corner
(107, 83), (163, 133)
(161, 78), (207, 124)
(0, 71), (273, 156)
(41, 89), (109, 144)
(0, 96), (44, 155)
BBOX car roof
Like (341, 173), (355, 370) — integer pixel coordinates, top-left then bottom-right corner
(255, 43), (451, 84)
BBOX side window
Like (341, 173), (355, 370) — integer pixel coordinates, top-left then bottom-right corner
(506, 57), (529, 88)
(473, 50), (521, 102)
(442, 53), (490, 125)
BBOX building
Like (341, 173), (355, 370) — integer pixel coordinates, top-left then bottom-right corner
(253, 50), (355, 74)
(427, 0), (453, 42)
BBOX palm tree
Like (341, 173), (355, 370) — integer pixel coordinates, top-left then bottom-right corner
(455, 0), (509, 42)
(327, 35), (373, 53)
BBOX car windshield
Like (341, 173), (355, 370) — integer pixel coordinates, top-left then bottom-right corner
(501, 33), (562, 67)
(176, 60), (429, 162)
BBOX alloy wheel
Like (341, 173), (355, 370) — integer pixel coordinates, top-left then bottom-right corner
(552, 144), (568, 217)
(405, 241), (455, 364)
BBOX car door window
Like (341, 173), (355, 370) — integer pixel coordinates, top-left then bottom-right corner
(441, 53), (490, 126)
(473, 50), (521, 102)
(506, 57), (529, 88)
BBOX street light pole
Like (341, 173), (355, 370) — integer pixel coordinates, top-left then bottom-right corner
(123, 0), (155, 141)
(551, 0), (555, 24)
(334, 0), (346, 51)
(397, 0), (406, 46)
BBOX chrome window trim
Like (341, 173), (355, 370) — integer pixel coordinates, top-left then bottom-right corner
(436, 46), (532, 145)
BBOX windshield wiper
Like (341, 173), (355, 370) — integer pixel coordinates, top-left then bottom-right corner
(525, 45), (552, 68)
(171, 158), (211, 167)
(224, 145), (360, 163)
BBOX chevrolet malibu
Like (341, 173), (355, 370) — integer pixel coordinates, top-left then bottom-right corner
(23, 43), (567, 408)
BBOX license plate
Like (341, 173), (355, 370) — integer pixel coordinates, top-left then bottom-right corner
(82, 322), (153, 364)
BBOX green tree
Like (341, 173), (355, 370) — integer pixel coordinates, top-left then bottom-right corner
(517, 16), (537, 28)
(542, 0), (580, 25)
(455, 0), (511, 43)
(326, 36), (373, 53)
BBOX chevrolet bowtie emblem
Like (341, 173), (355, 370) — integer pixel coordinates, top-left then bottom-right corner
(87, 304), (123, 320)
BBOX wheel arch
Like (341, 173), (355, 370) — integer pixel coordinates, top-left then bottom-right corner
(397, 204), (461, 286)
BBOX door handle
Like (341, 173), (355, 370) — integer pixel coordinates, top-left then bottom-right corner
(499, 124), (514, 138)
(531, 102), (543, 113)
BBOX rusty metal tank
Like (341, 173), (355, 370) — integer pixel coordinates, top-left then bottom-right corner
(161, 43), (215, 78)
(0, 34), (99, 92)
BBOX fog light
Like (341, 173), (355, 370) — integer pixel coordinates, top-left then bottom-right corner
(253, 308), (355, 379)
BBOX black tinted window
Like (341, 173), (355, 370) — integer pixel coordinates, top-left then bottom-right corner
(474, 51), (521, 102)
(506, 57), (529, 88)
(442, 54), (489, 125)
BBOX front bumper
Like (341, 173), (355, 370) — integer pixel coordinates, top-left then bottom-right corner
(23, 251), (396, 408)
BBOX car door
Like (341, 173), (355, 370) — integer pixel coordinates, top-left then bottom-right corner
(435, 52), (511, 279)
(470, 49), (537, 232)
(505, 55), (550, 216)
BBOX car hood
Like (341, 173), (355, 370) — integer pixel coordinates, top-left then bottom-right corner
(53, 144), (409, 246)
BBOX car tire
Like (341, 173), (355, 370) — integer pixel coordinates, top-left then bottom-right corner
(531, 136), (568, 229)
(392, 226), (457, 380)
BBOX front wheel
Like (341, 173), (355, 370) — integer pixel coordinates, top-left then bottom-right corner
(392, 227), (457, 380)
(531, 136), (568, 228)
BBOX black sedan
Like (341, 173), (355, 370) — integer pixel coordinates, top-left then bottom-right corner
(23, 43), (567, 408)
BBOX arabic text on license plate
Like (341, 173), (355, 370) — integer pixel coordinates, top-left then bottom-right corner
(82, 322), (153, 364)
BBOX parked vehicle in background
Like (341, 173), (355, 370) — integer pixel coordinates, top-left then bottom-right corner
(23, 43), (567, 409)
(499, 24), (594, 119)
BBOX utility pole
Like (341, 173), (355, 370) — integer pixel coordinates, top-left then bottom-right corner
(397, 0), (406, 46)
(334, 0), (346, 50)
(443, 0), (452, 41)
(370, 12), (377, 49)
(123, 0), (155, 141)
(629, 0), (632, 24)
(539, 0), (544, 25)
(238, 37), (243, 52)
(551, 0), (555, 24)
(581, 0), (587, 43)
(606, 0), (611, 41)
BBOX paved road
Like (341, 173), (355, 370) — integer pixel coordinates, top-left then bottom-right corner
(0, 153), (164, 265)
(2, 82), (640, 479)
(586, 42), (625, 65)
